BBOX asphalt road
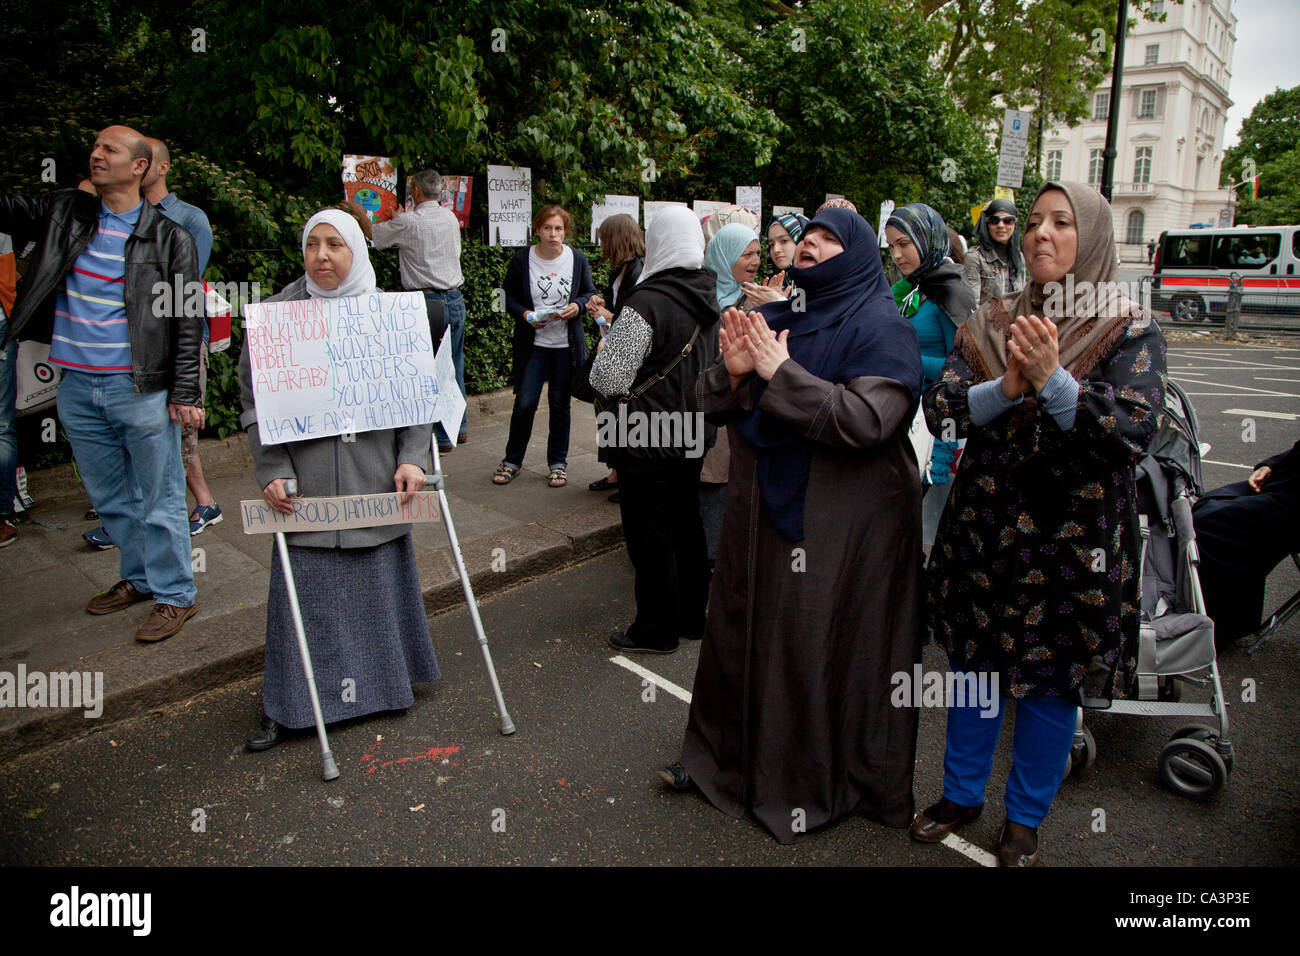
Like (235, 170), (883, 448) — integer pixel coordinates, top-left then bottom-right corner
(0, 340), (1295, 868)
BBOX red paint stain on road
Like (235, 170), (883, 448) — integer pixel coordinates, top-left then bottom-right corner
(363, 745), (461, 775)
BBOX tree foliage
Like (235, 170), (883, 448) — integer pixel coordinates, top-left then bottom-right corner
(1221, 86), (1300, 226)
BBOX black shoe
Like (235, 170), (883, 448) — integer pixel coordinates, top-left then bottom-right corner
(245, 715), (285, 751)
(658, 762), (694, 791)
(608, 492), (622, 504)
(608, 630), (677, 654)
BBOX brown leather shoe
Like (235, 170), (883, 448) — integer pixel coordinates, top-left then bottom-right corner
(135, 602), (197, 642)
(909, 798), (984, 843)
(996, 821), (1042, 867)
(87, 579), (153, 615)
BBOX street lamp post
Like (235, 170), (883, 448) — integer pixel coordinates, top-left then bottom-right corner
(1100, 0), (1129, 201)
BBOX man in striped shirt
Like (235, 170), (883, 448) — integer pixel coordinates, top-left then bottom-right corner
(0, 125), (203, 642)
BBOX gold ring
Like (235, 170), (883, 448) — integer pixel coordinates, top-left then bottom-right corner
(1025, 345), (1036, 354)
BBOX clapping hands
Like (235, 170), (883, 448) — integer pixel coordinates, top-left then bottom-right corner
(1002, 314), (1061, 399)
(720, 307), (791, 387)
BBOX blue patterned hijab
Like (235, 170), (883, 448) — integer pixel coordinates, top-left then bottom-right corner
(734, 208), (923, 540)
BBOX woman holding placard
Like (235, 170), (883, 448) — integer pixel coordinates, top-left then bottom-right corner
(237, 208), (439, 751)
(494, 204), (597, 488)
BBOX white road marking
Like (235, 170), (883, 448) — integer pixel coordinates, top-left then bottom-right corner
(1222, 408), (1299, 421)
(608, 656), (991, 865)
(1176, 382), (1300, 397)
(941, 832), (998, 867)
(1255, 377), (1300, 384)
(1202, 459), (1253, 470)
(609, 655), (692, 703)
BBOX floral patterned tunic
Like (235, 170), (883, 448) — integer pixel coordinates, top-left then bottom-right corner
(924, 312), (1167, 704)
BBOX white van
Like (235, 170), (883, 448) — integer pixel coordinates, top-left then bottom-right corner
(1152, 225), (1300, 320)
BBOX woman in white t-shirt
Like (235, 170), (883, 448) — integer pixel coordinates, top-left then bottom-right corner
(496, 205), (597, 487)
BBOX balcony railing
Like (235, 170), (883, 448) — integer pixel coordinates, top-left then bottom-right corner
(1115, 181), (1153, 195)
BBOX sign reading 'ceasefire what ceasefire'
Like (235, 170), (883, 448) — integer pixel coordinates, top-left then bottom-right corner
(243, 292), (441, 445)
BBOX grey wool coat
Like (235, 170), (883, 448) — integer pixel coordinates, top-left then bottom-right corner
(238, 276), (433, 548)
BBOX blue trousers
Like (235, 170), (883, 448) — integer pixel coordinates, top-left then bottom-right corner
(504, 346), (571, 470)
(423, 289), (467, 442)
(57, 371), (196, 606)
(0, 310), (16, 517)
(942, 685), (1076, 828)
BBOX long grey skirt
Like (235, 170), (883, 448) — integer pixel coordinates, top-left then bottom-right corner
(264, 534), (440, 729)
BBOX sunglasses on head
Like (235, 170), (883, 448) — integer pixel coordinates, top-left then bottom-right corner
(989, 215), (1017, 226)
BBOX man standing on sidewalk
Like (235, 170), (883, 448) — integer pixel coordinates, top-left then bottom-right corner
(354, 168), (466, 451)
(0, 125), (203, 642)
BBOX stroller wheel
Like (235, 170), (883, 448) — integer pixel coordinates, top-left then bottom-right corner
(1069, 727), (1097, 777)
(1159, 738), (1227, 801)
(1168, 727), (1234, 774)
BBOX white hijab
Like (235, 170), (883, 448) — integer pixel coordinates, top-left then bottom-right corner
(637, 205), (705, 284)
(301, 208), (378, 298)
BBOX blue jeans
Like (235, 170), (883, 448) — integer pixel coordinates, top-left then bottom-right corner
(504, 346), (570, 469)
(423, 289), (467, 442)
(57, 371), (196, 606)
(0, 311), (16, 518)
(941, 684), (1076, 828)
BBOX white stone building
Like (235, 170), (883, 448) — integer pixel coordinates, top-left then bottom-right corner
(1040, 0), (1238, 261)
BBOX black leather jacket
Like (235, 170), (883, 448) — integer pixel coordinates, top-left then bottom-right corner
(0, 189), (202, 403)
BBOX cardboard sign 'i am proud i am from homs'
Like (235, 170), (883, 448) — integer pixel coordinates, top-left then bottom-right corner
(244, 292), (465, 445)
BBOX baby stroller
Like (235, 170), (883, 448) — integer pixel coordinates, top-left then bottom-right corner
(1066, 379), (1235, 801)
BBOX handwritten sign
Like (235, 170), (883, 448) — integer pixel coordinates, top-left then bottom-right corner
(439, 175), (473, 229)
(433, 327), (466, 446)
(771, 205), (805, 218)
(241, 492), (441, 534)
(735, 185), (762, 219)
(243, 292), (439, 445)
(343, 155), (399, 223)
(643, 201), (689, 231)
(487, 164), (532, 246)
(590, 194), (640, 243)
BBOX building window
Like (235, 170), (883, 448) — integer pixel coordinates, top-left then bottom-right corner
(1126, 210), (1145, 246)
(1093, 91), (1110, 121)
(1046, 150), (1063, 181)
(1151, 0), (1164, 16)
(1088, 149), (1104, 186)
(1134, 146), (1152, 184)
(1139, 89), (1157, 119)
(1145, 44), (1159, 65)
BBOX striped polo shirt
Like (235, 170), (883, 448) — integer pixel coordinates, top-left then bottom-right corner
(50, 201), (142, 373)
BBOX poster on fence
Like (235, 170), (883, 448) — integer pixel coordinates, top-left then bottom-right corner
(644, 201), (689, 231)
(735, 185), (762, 219)
(243, 292), (440, 445)
(692, 200), (728, 229)
(590, 194), (640, 243)
(342, 155), (399, 223)
(487, 164), (532, 246)
(439, 176), (473, 228)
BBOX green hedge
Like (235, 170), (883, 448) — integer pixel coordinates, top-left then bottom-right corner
(203, 236), (612, 439)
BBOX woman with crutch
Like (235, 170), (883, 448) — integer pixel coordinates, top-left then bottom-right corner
(237, 208), (439, 751)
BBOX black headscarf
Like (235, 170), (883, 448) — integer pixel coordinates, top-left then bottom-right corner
(974, 198), (1025, 286)
(887, 203), (977, 328)
(734, 208), (923, 541)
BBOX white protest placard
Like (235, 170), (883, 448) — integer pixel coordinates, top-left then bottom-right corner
(735, 185), (762, 219)
(243, 292), (439, 446)
(997, 109), (1032, 188)
(878, 199), (895, 248)
(693, 199), (728, 224)
(240, 492), (441, 534)
(590, 194), (640, 243)
(487, 164), (532, 246)
(643, 200), (689, 230)
(771, 205), (805, 218)
(433, 327), (466, 447)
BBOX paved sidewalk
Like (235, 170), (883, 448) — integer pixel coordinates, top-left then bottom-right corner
(0, 390), (626, 759)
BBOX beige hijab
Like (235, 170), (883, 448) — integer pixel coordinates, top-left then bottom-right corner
(959, 181), (1146, 382)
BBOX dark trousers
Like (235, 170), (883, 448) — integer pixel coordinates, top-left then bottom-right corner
(504, 346), (571, 469)
(618, 455), (709, 647)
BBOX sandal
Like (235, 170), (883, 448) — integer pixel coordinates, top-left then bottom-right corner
(492, 463), (519, 485)
(547, 467), (568, 488)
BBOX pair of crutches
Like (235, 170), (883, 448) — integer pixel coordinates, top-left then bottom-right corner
(276, 439), (515, 781)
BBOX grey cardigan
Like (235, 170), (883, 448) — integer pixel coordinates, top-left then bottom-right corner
(963, 246), (1025, 305)
(238, 277), (433, 548)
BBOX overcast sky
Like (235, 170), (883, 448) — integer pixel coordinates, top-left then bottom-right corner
(1223, 0), (1300, 146)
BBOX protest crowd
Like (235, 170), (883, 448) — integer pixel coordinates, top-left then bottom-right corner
(2, 122), (1293, 868)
